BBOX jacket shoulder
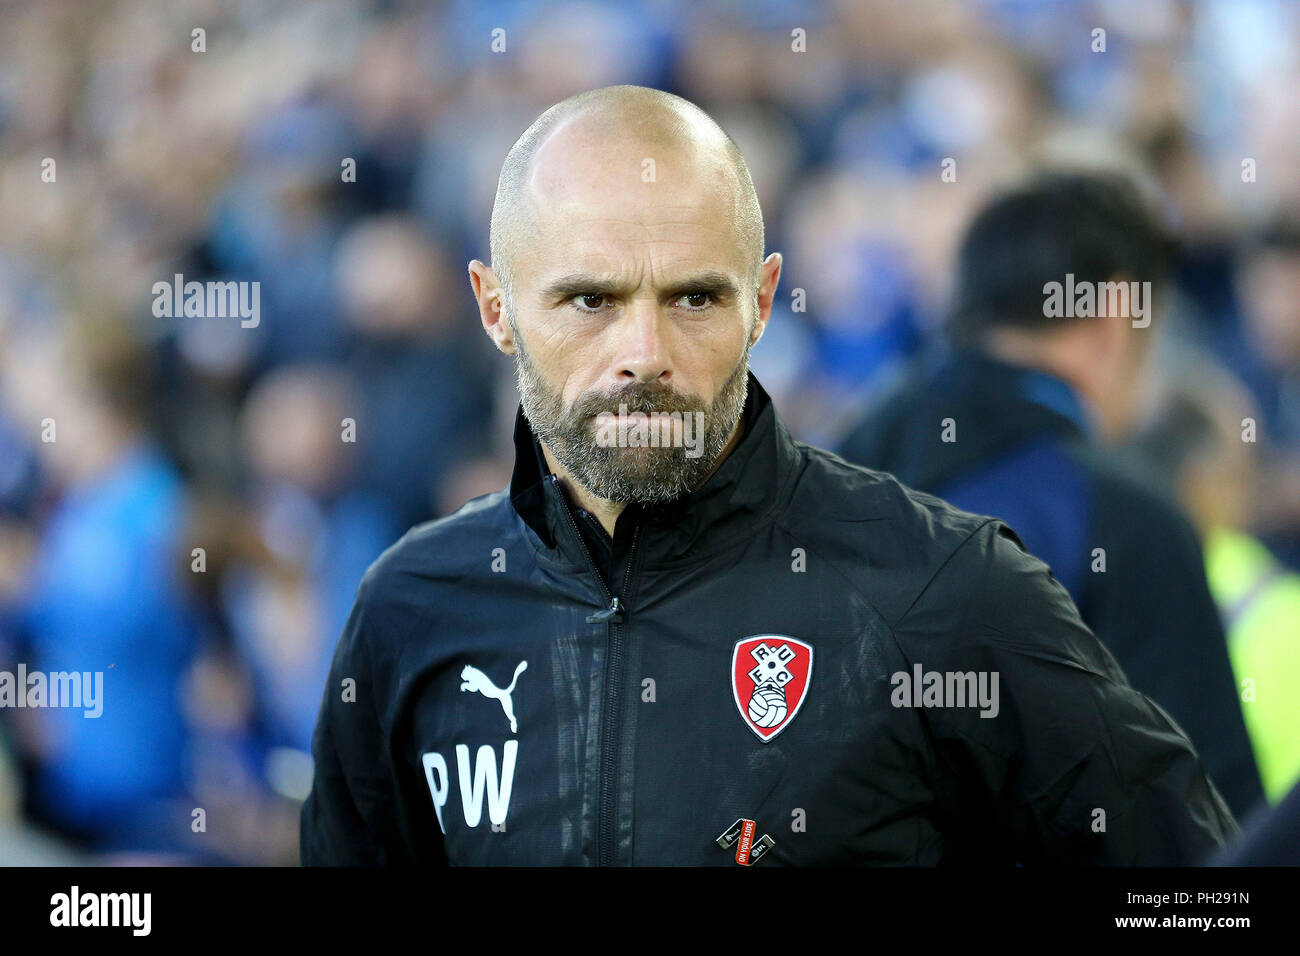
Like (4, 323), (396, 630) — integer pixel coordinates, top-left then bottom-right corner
(355, 488), (515, 609)
(794, 443), (996, 536)
(786, 444), (1009, 626)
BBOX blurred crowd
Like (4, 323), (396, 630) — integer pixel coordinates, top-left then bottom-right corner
(0, 0), (1297, 863)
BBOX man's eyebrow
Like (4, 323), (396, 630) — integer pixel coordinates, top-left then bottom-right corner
(660, 272), (742, 302)
(537, 271), (742, 304)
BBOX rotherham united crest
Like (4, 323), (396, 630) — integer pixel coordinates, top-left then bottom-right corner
(731, 635), (813, 742)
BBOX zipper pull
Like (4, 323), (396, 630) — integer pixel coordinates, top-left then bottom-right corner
(586, 596), (622, 624)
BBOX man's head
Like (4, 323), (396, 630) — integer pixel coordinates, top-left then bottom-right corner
(468, 85), (781, 504)
(1136, 370), (1258, 537)
(948, 170), (1175, 439)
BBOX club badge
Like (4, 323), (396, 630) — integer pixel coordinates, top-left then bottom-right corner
(731, 635), (812, 742)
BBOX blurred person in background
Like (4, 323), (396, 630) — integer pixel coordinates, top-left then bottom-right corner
(836, 170), (1265, 819)
(222, 363), (401, 760)
(1227, 219), (1300, 571)
(1135, 353), (1300, 804)
(203, 101), (357, 369)
(167, 490), (309, 866)
(335, 215), (498, 529)
(0, 322), (200, 855)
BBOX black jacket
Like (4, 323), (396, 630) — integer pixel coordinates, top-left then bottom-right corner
(301, 374), (1237, 865)
(836, 348), (1264, 819)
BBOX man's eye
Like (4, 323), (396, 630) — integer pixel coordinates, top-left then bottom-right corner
(571, 292), (713, 311)
(677, 292), (713, 309)
(574, 294), (607, 312)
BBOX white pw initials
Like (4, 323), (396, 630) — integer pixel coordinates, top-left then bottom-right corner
(422, 743), (518, 832)
(421, 659), (528, 833)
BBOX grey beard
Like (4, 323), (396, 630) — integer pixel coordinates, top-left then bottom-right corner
(513, 342), (749, 505)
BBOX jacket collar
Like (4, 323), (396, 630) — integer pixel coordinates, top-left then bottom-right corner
(866, 345), (1093, 492)
(509, 373), (801, 569)
(924, 346), (1093, 439)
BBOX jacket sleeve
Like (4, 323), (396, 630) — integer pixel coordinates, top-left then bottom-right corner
(300, 583), (404, 865)
(893, 519), (1239, 865)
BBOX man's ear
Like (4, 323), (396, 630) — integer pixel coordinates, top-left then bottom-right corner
(750, 252), (783, 348)
(468, 260), (516, 355)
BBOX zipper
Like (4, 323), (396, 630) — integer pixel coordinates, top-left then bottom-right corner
(550, 475), (621, 625)
(597, 522), (640, 865)
(549, 474), (641, 865)
(587, 596), (621, 624)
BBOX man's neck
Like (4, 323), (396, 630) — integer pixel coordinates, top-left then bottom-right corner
(975, 328), (1117, 438)
(541, 417), (746, 537)
(979, 327), (1092, 401)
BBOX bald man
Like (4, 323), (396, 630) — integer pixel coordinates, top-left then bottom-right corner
(301, 86), (1237, 866)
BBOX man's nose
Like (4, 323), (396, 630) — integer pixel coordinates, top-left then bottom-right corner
(615, 298), (672, 385)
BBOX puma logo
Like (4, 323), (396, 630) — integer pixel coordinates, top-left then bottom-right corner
(460, 661), (528, 733)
